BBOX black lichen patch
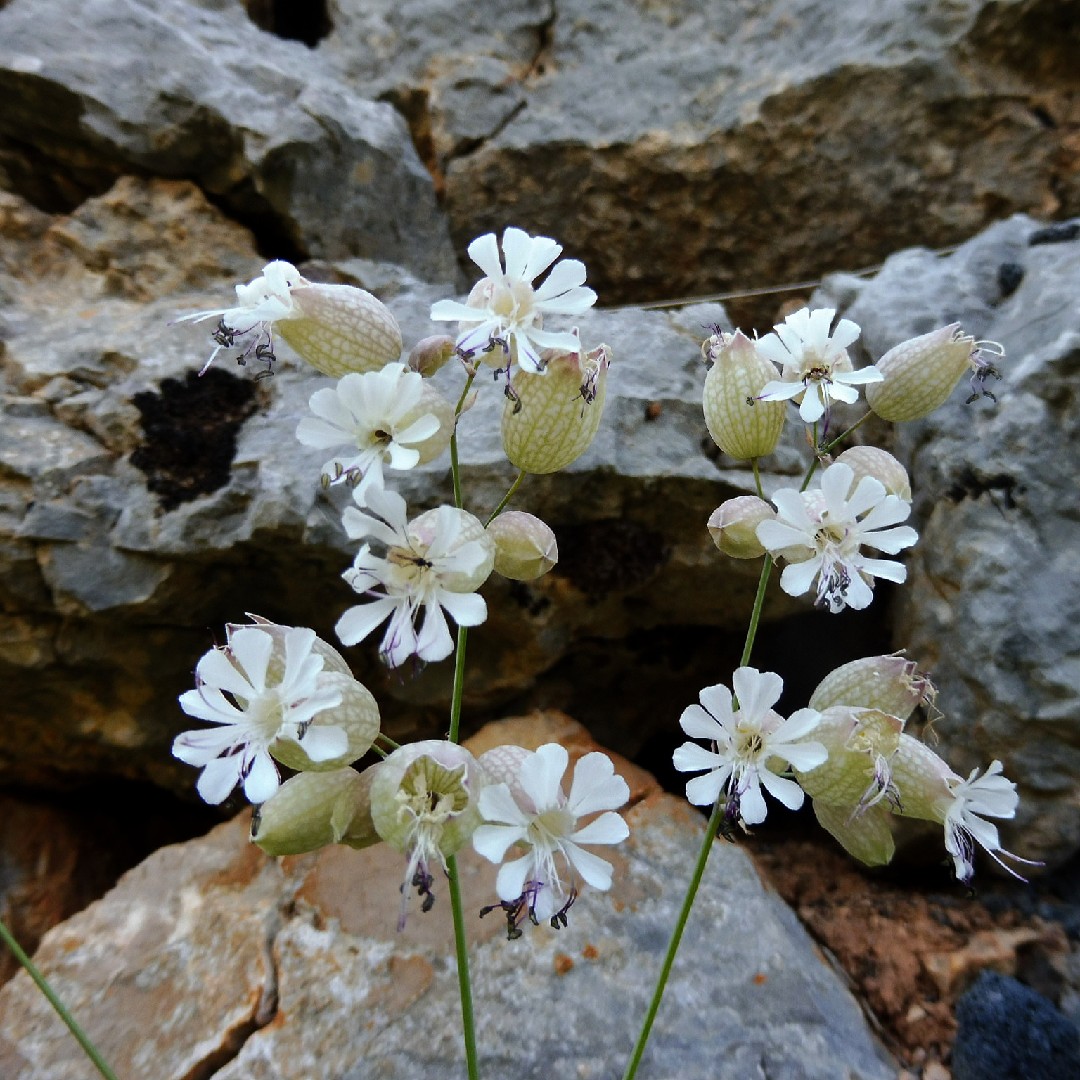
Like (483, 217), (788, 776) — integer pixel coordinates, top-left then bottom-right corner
(244, 0), (332, 47)
(553, 519), (669, 599)
(130, 369), (259, 511)
(1029, 222), (1079, 246)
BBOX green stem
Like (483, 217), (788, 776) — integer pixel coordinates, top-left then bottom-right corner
(752, 458), (765, 501)
(485, 469), (526, 526)
(447, 624), (469, 745)
(622, 555), (774, 1080)
(447, 856), (479, 1080)
(821, 410), (872, 455)
(375, 732), (401, 751)
(0, 918), (120, 1080)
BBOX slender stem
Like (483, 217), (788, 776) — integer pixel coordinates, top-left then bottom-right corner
(450, 372), (477, 511)
(447, 624), (469, 745)
(0, 918), (120, 1080)
(621, 798), (726, 1080)
(821, 410), (872, 455)
(447, 856), (480, 1080)
(622, 555), (774, 1080)
(485, 469), (526, 526)
(752, 458), (765, 501)
(375, 732), (401, 751)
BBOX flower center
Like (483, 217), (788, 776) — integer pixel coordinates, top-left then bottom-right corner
(490, 279), (537, 328)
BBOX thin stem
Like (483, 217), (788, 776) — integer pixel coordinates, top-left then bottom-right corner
(450, 372), (477, 511)
(621, 800), (726, 1080)
(447, 856), (480, 1080)
(447, 624), (469, 744)
(623, 555), (774, 1080)
(0, 918), (120, 1080)
(821, 410), (872, 455)
(752, 458), (765, 501)
(375, 732), (401, 751)
(485, 469), (526, 526)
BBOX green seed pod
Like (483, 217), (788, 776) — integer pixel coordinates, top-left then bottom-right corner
(707, 496), (776, 559)
(277, 283), (403, 378)
(813, 800), (895, 867)
(251, 767), (377, 856)
(501, 345), (610, 474)
(888, 734), (956, 823)
(487, 512), (559, 581)
(701, 330), (786, 460)
(809, 654), (936, 721)
(865, 324), (976, 422)
(270, 671), (381, 771)
(835, 446), (911, 501)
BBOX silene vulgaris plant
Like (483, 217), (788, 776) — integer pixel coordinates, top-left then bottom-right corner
(11, 229), (1033, 1080)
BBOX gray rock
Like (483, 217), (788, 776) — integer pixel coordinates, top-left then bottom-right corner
(0, 721), (896, 1080)
(320, 0), (1079, 310)
(814, 214), (1080, 867)
(0, 0), (455, 280)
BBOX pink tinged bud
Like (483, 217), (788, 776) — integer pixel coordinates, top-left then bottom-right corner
(834, 446), (911, 501)
(408, 507), (495, 592)
(407, 334), (456, 377)
(813, 800), (896, 867)
(809, 654), (937, 721)
(707, 496), (776, 559)
(501, 345), (610, 474)
(250, 767), (378, 857)
(701, 331), (786, 460)
(269, 672), (381, 772)
(476, 744), (532, 796)
(865, 324), (979, 422)
(277, 283), (403, 378)
(486, 511), (559, 581)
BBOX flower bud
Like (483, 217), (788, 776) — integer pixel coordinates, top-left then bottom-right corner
(701, 330), (786, 459)
(809, 654), (936, 721)
(407, 334), (456, 377)
(277, 283), (403, 378)
(269, 671), (381, 771)
(707, 496), (776, 559)
(501, 344), (610, 474)
(476, 743), (532, 791)
(834, 446), (911, 501)
(251, 767), (377, 856)
(865, 324), (981, 422)
(486, 512), (558, 580)
(408, 506), (495, 592)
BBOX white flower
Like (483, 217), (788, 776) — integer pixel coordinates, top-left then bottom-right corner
(756, 461), (918, 613)
(173, 626), (347, 805)
(295, 363), (451, 500)
(472, 743), (630, 928)
(174, 260), (402, 378)
(944, 761), (1037, 885)
(672, 667), (826, 826)
(335, 487), (494, 668)
(757, 307), (881, 424)
(429, 227), (597, 374)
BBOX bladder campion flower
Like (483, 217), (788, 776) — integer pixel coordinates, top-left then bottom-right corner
(472, 743), (630, 931)
(755, 461), (918, 613)
(296, 363), (453, 498)
(175, 260), (402, 377)
(336, 487), (494, 667)
(174, 626), (348, 805)
(757, 307), (881, 424)
(673, 667), (826, 826)
(429, 228), (597, 374)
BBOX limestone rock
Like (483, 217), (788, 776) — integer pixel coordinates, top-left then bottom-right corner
(322, 0), (1080, 310)
(0, 717), (896, 1079)
(814, 214), (1080, 867)
(0, 0), (455, 281)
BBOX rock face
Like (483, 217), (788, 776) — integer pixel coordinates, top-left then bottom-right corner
(0, 0), (456, 280)
(814, 214), (1080, 867)
(0, 716), (896, 1080)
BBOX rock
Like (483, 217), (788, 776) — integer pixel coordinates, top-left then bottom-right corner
(321, 0), (1080, 311)
(813, 214), (1080, 867)
(0, 716), (896, 1079)
(0, 0), (455, 281)
(951, 971), (1080, 1080)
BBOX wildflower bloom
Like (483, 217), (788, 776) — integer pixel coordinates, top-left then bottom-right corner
(757, 307), (881, 424)
(336, 487), (494, 667)
(673, 667), (826, 826)
(429, 228), (597, 374)
(370, 741), (486, 928)
(472, 743), (630, 928)
(756, 462), (918, 614)
(174, 626), (348, 805)
(295, 363), (453, 498)
(890, 738), (1035, 884)
(175, 260), (402, 377)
